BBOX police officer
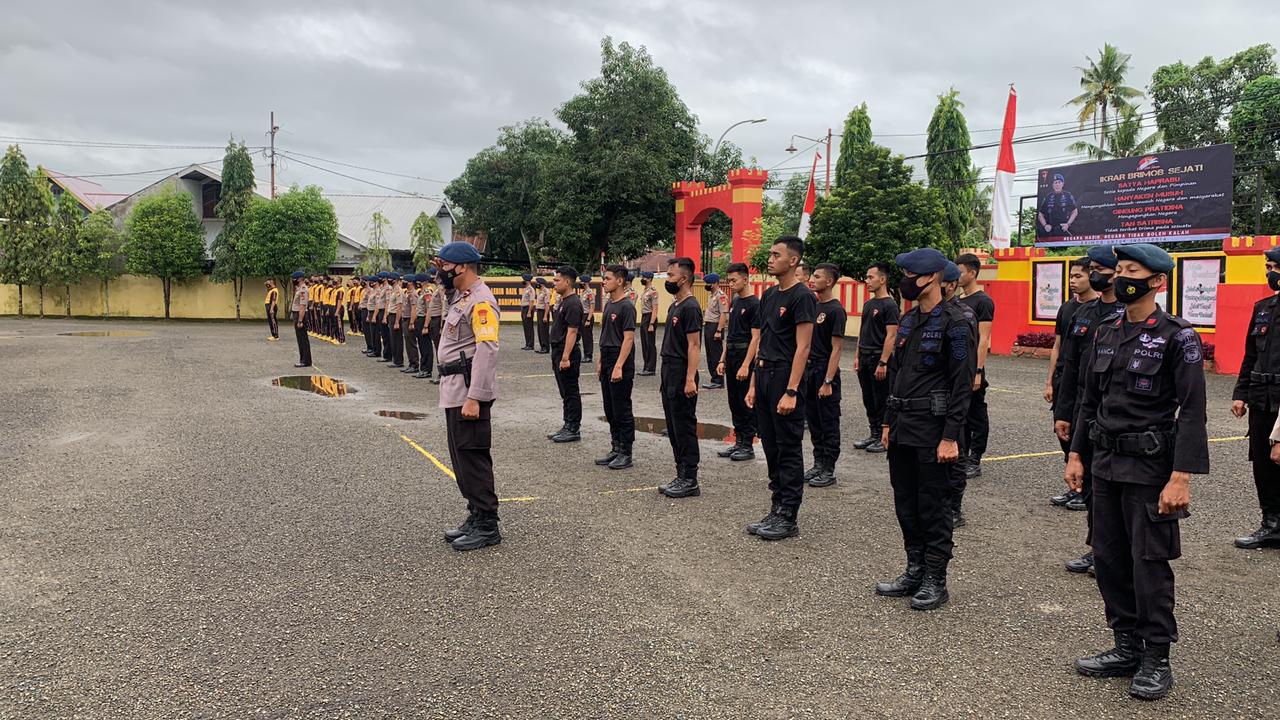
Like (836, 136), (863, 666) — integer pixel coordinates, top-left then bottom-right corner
(717, 262), (758, 462)
(942, 261), (977, 528)
(1047, 258), (1097, 471)
(594, 264), (637, 470)
(548, 266), (585, 443)
(433, 242), (503, 551)
(535, 278), (552, 353)
(579, 274), (597, 363)
(1054, 246), (1122, 574)
(854, 263), (898, 454)
(702, 273), (729, 389)
(1064, 243), (1207, 701)
(379, 272), (396, 362)
(289, 271), (312, 368)
(1230, 245), (1280, 549)
(656, 257), (704, 498)
(639, 271), (659, 375)
(744, 236), (817, 540)
(1039, 172), (1079, 236)
(413, 274), (434, 380)
(361, 275), (378, 356)
(802, 263), (847, 487)
(520, 274), (536, 351)
(874, 248), (972, 611)
(399, 274), (420, 373)
(264, 279), (279, 341)
(427, 268), (445, 382)
(957, 253), (995, 478)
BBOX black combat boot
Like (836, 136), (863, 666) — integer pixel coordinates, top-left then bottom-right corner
(1129, 643), (1174, 700)
(729, 443), (755, 461)
(718, 440), (743, 458)
(875, 551), (925, 597)
(745, 504), (781, 535)
(803, 463), (822, 481)
(852, 434), (876, 450)
(1233, 513), (1280, 549)
(547, 423), (569, 440)
(808, 463), (836, 487)
(451, 510), (501, 551)
(865, 438), (887, 453)
(551, 423), (581, 443)
(608, 447), (633, 470)
(661, 466), (700, 498)
(910, 557), (949, 610)
(658, 466), (684, 496)
(595, 443), (620, 466)
(1074, 631), (1144, 677)
(1065, 551), (1094, 574)
(443, 507), (476, 543)
(951, 491), (966, 528)
(756, 505), (799, 541)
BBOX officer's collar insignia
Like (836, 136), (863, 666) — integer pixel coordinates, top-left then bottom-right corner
(1139, 333), (1167, 349)
(1145, 317), (1158, 326)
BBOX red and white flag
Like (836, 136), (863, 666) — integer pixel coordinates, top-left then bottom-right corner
(797, 151), (821, 239)
(989, 86), (1017, 249)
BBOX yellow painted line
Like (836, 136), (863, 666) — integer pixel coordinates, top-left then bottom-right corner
(397, 433), (540, 504)
(986, 435), (1245, 463)
(598, 485), (661, 495)
(1209, 435), (1247, 443)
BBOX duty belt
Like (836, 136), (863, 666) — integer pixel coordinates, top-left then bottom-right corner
(438, 351), (473, 387)
(1089, 425), (1174, 457)
(726, 342), (750, 351)
(887, 392), (949, 416)
(1250, 371), (1280, 385)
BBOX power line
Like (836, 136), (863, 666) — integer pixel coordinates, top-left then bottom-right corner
(0, 135), (264, 151)
(278, 152), (443, 200)
(280, 150), (450, 186)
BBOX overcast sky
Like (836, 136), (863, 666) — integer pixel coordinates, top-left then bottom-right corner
(3, 1), (1277, 207)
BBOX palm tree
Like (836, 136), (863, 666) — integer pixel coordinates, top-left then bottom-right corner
(1067, 105), (1163, 160)
(1068, 44), (1144, 152)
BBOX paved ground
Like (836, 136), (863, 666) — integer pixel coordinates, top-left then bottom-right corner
(1, 316), (1277, 719)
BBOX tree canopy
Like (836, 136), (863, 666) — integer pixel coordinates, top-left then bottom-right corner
(210, 139), (257, 318)
(124, 187), (206, 318)
(0, 146), (50, 315)
(1150, 44), (1276, 150)
(834, 102), (872, 188)
(1069, 44), (1143, 151)
(925, 89), (972, 257)
(1229, 75), (1280, 234)
(410, 211), (444, 271)
(241, 185), (339, 279)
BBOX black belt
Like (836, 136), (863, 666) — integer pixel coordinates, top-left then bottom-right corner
(887, 392), (949, 416)
(1250, 371), (1280, 385)
(438, 351), (474, 387)
(859, 349), (882, 356)
(726, 342), (750, 351)
(1089, 425), (1174, 457)
(757, 359), (790, 368)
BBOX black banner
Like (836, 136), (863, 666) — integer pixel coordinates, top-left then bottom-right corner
(1035, 144), (1233, 247)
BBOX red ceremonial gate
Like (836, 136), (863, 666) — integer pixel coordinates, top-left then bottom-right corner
(672, 168), (768, 273)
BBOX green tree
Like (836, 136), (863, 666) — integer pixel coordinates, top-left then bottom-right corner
(51, 190), (84, 316)
(241, 186), (339, 284)
(925, 88), (973, 258)
(77, 208), (124, 318)
(963, 168), (993, 248)
(124, 188), (207, 318)
(0, 146), (48, 316)
(1068, 44), (1143, 152)
(1150, 44), (1276, 150)
(211, 140), (256, 319)
(1011, 207), (1039, 247)
(355, 211), (393, 275)
(21, 170), (56, 318)
(834, 102), (872, 188)
(1229, 75), (1280, 234)
(410, 211), (444, 271)
(1067, 105), (1162, 159)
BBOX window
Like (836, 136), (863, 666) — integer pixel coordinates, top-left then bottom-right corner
(202, 181), (221, 219)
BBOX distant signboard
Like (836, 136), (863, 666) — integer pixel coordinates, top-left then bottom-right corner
(1033, 261), (1065, 321)
(1177, 256), (1225, 327)
(1035, 144), (1234, 247)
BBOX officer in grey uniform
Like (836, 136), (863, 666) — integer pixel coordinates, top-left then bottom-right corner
(289, 271), (311, 367)
(434, 241), (503, 551)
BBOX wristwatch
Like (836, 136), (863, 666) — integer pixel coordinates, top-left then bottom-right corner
(877, 360), (888, 367)
(784, 388), (798, 398)
(823, 378), (834, 386)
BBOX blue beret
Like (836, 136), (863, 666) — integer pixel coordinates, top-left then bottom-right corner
(1086, 245), (1118, 269)
(704, 273), (720, 283)
(641, 271), (654, 279)
(942, 262), (961, 282)
(1264, 246), (1280, 264)
(437, 241), (483, 264)
(1114, 243), (1174, 274)
(895, 247), (948, 275)
(389, 272), (402, 280)
(291, 271), (304, 279)
(376, 271), (389, 279)
(579, 274), (591, 283)
(1053, 173), (1065, 183)
(522, 274), (532, 281)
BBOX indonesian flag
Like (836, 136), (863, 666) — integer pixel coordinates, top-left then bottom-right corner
(989, 86), (1017, 249)
(797, 151), (821, 239)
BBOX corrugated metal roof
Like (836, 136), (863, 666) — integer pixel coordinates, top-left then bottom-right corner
(44, 170), (129, 210)
(323, 194), (451, 251)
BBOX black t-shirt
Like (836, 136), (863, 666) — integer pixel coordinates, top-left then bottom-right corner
(726, 294), (759, 344)
(1053, 298), (1082, 372)
(858, 295), (900, 353)
(550, 293), (584, 345)
(599, 297), (636, 349)
(809, 298), (847, 366)
(959, 290), (996, 324)
(661, 295), (703, 360)
(753, 283), (817, 363)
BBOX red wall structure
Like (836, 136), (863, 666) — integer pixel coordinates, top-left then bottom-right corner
(672, 168), (768, 273)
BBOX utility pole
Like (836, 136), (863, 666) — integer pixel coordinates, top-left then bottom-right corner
(825, 128), (832, 197)
(269, 111), (279, 199)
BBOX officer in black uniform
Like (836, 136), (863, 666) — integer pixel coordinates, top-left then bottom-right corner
(716, 262), (759, 462)
(657, 257), (704, 498)
(594, 264), (637, 470)
(1047, 258), (1095, 507)
(874, 248), (972, 611)
(548, 265), (584, 443)
(1231, 244), (1280, 549)
(941, 261), (977, 528)
(1038, 172), (1079, 235)
(1054, 245), (1122, 574)
(1064, 243), (1207, 702)
(854, 262), (898, 454)
(956, 253), (995, 479)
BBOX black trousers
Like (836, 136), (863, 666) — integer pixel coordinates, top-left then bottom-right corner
(335, 306), (345, 343)
(381, 320), (394, 360)
(1091, 467), (1181, 645)
(363, 310), (374, 352)
(599, 346), (635, 449)
(403, 319), (419, 367)
(582, 323), (594, 360)
(803, 364), (841, 468)
(640, 313), (657, 372)
(856, 352), (890, 436)
(755, 362), (807, 510)
(293, 322), (312, 365)
(389, 314), (403, 364)
(266, 304), (278, 338)
(725, 348), (756, 445)
(537, 314), (550, 350)
(703, 325), (723, 383)
(551, 343), (582, 424)
(661, 361), (699, 471)
(445, 403), (498, 513)
(1247, 406), (1280, 515)
(521, 309), (535, 348)
(888, 444), (955, 561)
(415, 316), (433, 374)
(965, 379), (990, 459)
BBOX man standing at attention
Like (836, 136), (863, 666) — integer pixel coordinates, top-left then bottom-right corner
(744, 237), (816, 541)
(853, 263), (898, 454)
(702, 273), (729, 389)
(657, 257), (703, 499)
(548, 266), (585, 444)
(802, 263), (847, 488)
(520, 274), (536, 351)
(289, 272), (311, 368)
(535, 278), (552, 354)
(957, 253), (995, 478)
(716, 263), (758, 462)
(264, 279), (279, 341)
(580, 274), (597, 363)
(594, 264), (638, 471)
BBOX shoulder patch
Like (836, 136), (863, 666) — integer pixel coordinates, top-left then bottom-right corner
(1176, 327), (1202, 364)
(947, 323), (969, 359)
(472, 302), (499, 343)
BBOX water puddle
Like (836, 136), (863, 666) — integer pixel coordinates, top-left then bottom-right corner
(376, 410), (429, 420)
(613, 416), (756, 444)
(59, 330), (151, 337)
(272, 375), (356, 397)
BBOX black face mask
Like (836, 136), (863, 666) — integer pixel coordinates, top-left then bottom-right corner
(899, 275), (927, 301)
(1089, 270), (1113, 292)
(664, 280), (681, 295)
(1115, 275), (1157, 304)
(1268, 271), (1280, 292)
(437, 266), (459, 289)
